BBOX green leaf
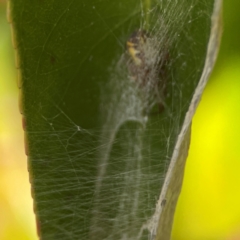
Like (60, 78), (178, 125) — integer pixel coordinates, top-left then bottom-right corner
(9, 0), (222, 239)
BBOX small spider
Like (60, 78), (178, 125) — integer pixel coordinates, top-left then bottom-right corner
(126, 30), (148, 67)
(126, 29), (169, 114)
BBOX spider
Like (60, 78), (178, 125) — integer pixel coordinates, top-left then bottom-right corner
(126, 29), (169, 114)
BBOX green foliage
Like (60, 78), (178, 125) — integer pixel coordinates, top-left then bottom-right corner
(9, 0), (221, 239)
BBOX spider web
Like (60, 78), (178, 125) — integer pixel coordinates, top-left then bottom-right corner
(88, 1), (213, 239)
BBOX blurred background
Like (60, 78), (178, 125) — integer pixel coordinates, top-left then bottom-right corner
(0, 1), (239, 239)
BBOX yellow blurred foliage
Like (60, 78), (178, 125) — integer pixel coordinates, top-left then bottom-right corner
(172, 59), (240, 240)
(0, 4), (37, 239)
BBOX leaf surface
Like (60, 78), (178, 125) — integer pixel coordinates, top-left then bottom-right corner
(9, 0), (222, 239)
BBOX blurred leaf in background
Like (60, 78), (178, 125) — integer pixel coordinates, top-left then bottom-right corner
(172, 1), (240, 239)
(0, 2), (38, 240)
(0, 1), (239, 240)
